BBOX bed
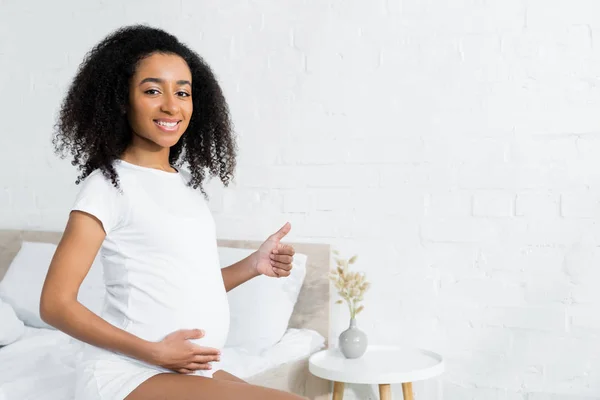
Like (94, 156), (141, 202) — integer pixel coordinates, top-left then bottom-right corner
(0, 230), (332, 399)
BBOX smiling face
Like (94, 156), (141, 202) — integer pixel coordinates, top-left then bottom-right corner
(126, 52), (193, 149)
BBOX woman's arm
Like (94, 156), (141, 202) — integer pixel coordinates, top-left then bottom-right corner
(220, 253), (260, 292)
(40, 211), (159, 364)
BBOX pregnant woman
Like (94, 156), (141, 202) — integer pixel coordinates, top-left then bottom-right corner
(40, 25), (304, 400)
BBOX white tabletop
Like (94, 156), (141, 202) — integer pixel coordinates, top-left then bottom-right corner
(308, 345), (444, 385)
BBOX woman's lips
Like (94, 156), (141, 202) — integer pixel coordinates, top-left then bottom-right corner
(154, 120), (181, 132)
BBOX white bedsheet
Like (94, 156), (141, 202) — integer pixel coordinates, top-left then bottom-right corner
(0, 327), (325, 400)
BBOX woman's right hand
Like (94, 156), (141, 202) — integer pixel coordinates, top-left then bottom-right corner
(151, 329), (221, 374)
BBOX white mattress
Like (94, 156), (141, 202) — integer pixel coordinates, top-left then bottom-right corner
(0, 327), (325, 399)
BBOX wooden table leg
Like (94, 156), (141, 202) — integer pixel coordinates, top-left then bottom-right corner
(332, 381), (344, 400)
(379, 384), (391, 400)
(402, 382), (413, 400)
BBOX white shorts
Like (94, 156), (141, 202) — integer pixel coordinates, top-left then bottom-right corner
(74, 344), (216, 400)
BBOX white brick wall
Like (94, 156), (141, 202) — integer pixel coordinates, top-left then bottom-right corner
(2, 0), (600, 399)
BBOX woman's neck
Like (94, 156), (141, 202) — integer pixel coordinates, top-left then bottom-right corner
(120, 148), (176, 173)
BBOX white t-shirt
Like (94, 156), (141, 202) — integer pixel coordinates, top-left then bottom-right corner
(71, 159), (229, 351)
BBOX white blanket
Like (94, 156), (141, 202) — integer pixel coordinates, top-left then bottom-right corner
(0, 327), (325, 399)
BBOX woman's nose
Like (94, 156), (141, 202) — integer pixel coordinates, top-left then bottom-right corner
(160, 94), (178, 114)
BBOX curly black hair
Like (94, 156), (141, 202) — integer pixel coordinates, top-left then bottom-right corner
(53, 24), (236, 196)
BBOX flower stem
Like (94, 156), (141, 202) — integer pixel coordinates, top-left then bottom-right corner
(346, 297), (353, 319)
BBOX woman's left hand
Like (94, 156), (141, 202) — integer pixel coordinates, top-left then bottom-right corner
(254, 222), (295, 278)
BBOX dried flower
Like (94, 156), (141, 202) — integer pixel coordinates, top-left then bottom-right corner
(328, 252), (370, 319)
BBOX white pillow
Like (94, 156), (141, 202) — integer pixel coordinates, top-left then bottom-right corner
(0, 241), (105, 329)
(0, 297), (25, 346)
(218, 247), (307, 353)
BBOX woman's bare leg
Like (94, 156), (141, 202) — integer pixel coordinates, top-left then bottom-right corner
(125, 373), (306, 400)
(213, 370), (248, 383)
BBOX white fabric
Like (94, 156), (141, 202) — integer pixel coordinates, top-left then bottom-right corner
(70, 160), (230, 399)
(218, 247), (307, 353)
(0, 328), (76, 399)
(0, 326), (325, 400)
(0, 298), (24, 346)
(220, 328), (325, 378)
(0, 241), (105, 329)
(71, 161), (229, 350)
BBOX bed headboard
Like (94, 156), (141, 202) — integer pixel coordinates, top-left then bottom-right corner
(0, 230), (332, 345)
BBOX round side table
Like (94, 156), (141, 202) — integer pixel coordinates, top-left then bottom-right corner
(308, 345), (444, 400)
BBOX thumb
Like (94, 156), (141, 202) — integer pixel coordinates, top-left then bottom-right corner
(271, 222), (291, 241)
(184, 329), (204, 339)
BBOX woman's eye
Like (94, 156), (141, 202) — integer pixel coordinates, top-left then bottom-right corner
(177, 91), (190, 97)
(145, 89), (160, 95)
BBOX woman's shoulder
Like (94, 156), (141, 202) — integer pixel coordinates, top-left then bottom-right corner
(72, 169), (131, 235)
(77, 168), (123, 197)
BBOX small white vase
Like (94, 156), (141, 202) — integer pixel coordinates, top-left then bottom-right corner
(338, 317), (368, 359)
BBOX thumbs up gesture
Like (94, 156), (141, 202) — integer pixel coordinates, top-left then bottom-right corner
(253, 222), (295, 278)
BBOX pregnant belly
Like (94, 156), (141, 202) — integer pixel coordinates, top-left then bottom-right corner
(108, 290), (230, 350)
(131, 304), (229, 349)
